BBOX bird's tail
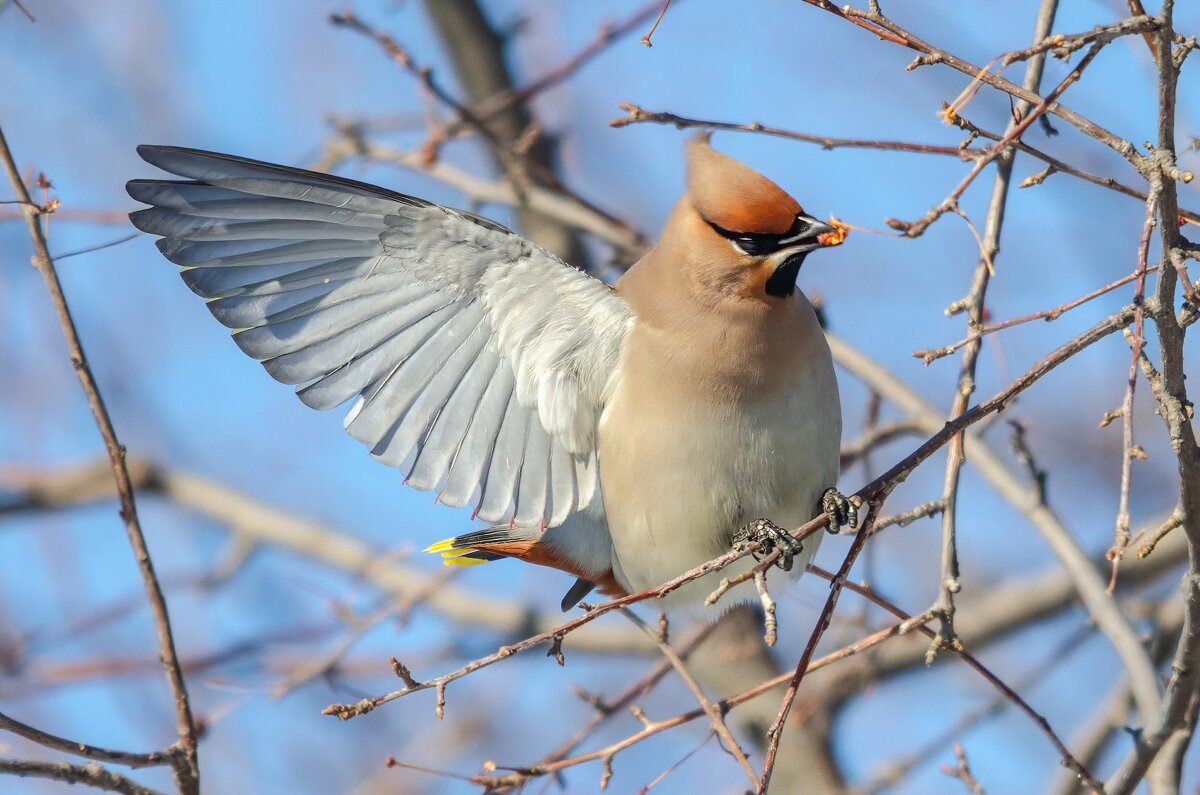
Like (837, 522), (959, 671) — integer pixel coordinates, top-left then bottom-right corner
(425, 524), (626, 611)
(424, 525), (539, 567)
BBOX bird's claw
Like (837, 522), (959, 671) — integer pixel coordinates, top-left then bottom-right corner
(821, 487), (858, 533)
(733, 518), (804, 572)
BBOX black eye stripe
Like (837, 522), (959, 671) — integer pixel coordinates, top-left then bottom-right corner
(707, 223), (783, 255)
(706, 216), (813, 256)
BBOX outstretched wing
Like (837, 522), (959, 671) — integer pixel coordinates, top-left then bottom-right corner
(128, 146), (631, 529)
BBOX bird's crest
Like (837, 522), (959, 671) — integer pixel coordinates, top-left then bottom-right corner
(686, 133), (802, 236)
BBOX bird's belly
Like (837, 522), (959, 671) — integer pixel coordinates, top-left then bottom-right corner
(599, 378), (840, 599)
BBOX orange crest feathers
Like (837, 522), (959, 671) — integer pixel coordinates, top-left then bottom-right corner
(685, 133), (801, 235)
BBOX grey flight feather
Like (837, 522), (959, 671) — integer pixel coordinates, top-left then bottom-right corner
(128, 145), (632, 529)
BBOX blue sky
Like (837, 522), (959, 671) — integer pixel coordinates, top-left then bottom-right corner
(2, 1), (1198, 793)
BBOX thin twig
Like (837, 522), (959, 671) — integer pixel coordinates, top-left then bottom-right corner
(896, 39), (1105, 239)
(1001, 14), (1159, 64)
(800, 1), (1146, 166)
(321, 540), (769, 719)
(1107, 3), (1200, 789)
(468, 2), (668, 124)
(604, 104), (1200, 225)
(640, 0), (671, 46)
(317, 131), (648, 255)
(0, 125), (200, 794)
(463, 611), (934, 791)
(758, 512), (877, 793)
(930, 0), (1059, 666)
(7, 0), (34, 23)
(806, 571), (1103, 792)
(0, 711), (173, 769)
(840, 419), (926, 468)
(618, 609), (756, 787)
(1107, 199), (1158, 590)
(829, 331), (1165, 728)
(939, 742), (986, 795)
(754, 570), (778, 647)
(639, 730), (714, 792)
(527, 622), (720, 777)
(914, 265), (1161, 364)
(867, 500), (946, 534)
(1008, 419), (1049, 505)
(611, 103), (984, 157)
(858, 623), (1094, 795)
(51, 231), (141, 261)
(328, 10), (492, 143)
(1137, 510), (1184, 558)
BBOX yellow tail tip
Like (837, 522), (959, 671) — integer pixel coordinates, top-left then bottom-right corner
(442, 555), (489, 567)
(424, 538), (489, 566)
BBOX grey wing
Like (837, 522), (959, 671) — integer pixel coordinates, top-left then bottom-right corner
(128, 145), (631, 529)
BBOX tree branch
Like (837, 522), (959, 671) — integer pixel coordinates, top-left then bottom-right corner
(0, 711), (173, 769)
(928, 0), (1059, 666)
(0, 125), (200, 794)
(1106, 4), (1200, 789)
(0, 759), (166, 795)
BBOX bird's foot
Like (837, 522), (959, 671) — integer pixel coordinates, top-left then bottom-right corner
(821, 487), (859, 533)
(733, 518), (803, 572)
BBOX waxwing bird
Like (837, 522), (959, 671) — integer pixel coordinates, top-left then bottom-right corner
(127, 135), (853, 610)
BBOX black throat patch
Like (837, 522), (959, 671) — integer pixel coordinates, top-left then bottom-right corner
(765, 252), (807, 297)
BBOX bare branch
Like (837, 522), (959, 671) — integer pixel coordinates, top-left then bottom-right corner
(829, 331), (1166, 727)
(640, 0), (672, 47)
(0, 125), (200, 794)
(759, 513), (876, 792)
(811, 572), (1103, 792)
(867, 500), (946, 535)
(610, 103), (984, 157)
(1108, 198), (1158, 588)
(928, 0), (1060, 666)
(939, 742), (986, 795)
(0, 711), (173, 769)
(798, 1), (1145, 165)
(840, 420), (927, 469)
(859, 625), (1094, 794)
(1107, 4), (1200, 788)
(0, 758), (166, 795)
(618, 608), (757, 787)
(464, 610), (934, 791)
(914, 265), (1161, 365)
(896, 39), (1106, 239)
(1138, 509), (1185, 558)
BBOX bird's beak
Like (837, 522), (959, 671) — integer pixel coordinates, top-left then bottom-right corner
(794, 214), (849, 248)
(777, 214), (847, 252)
(800, 215), (837, 244)
(764, 215), (846, 298)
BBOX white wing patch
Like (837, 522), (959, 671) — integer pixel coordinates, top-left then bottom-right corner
(129, 146), (631, 529)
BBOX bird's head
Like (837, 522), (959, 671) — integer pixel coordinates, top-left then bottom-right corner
(683, 133), (843, 299)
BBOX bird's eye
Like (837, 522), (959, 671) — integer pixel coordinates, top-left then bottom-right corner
(705, 220), (782, 256)
(736, 236), (766, 256)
